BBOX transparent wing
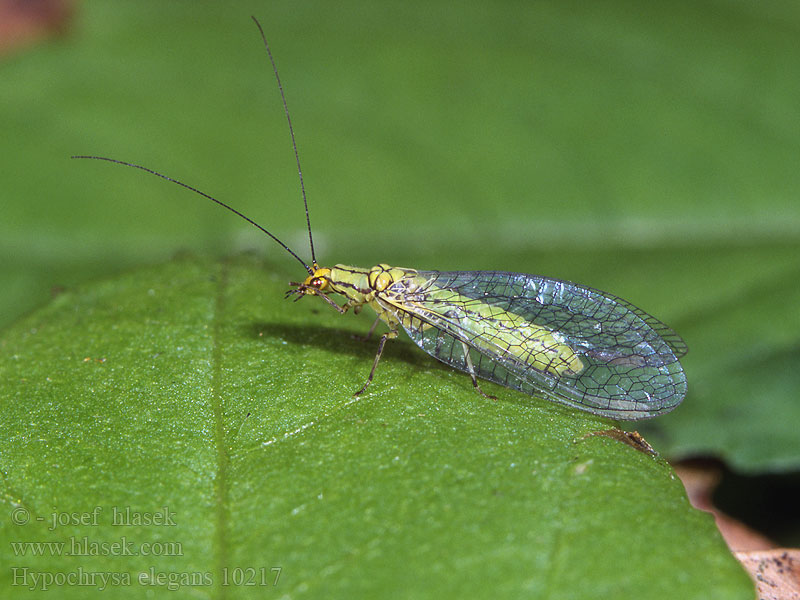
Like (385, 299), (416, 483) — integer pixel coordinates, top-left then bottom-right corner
(381, 270), (687, 420)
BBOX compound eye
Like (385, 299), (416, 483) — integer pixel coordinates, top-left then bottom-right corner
(305, 267), (331, 291)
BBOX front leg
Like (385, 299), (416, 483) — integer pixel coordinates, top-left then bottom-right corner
(313, 292), (348, 314)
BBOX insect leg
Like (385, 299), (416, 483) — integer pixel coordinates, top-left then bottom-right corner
(319, 293), (347, 314)
(354, 329), (398, 396)
(460, 342), (497, 401)
(352, 317), (382, 343)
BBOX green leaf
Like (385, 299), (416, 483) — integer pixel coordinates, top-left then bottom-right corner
(639, 246), (800, 472)
(3, 2), (799, 472)
(0, 256), (752, 598)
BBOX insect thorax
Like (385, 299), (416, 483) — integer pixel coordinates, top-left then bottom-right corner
(327, 264), (418, 301)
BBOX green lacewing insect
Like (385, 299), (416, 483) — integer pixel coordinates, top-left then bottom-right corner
(74, 17), (687, 420)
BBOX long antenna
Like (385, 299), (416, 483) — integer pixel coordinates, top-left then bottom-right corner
(71, 155), (314, 275)
(251, 16), (317, 268)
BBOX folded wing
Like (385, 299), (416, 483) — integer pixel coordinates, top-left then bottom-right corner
(380, 270), (687, 420)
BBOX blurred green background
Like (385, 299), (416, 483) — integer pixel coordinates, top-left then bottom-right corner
(2, 0), (799, 474)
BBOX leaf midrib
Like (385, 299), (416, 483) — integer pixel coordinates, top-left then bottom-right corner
(212, 258), (231, 598)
